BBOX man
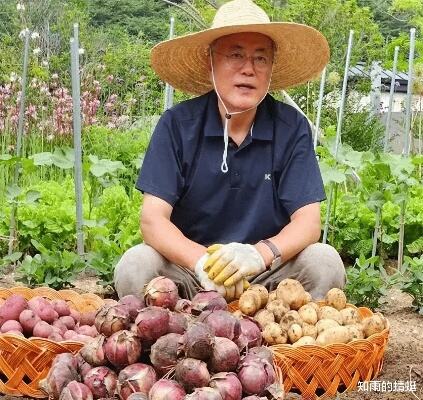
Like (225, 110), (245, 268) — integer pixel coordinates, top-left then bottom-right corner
(114, 0), (346, 301)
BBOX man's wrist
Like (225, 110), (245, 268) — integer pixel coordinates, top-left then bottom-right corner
(254, 242), (274, 267)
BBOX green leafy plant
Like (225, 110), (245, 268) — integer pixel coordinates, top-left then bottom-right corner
(17, 240), (85, 289)
(344, 255), (391, 309)
(396, 256), (423, 315)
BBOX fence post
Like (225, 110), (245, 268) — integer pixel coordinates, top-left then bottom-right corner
(8, 31), (30, 256)
(314, 66), (327, 151)
(163, 17), (175, 111)
(384, 46), (399, 152)
(70, 24), (85, 256)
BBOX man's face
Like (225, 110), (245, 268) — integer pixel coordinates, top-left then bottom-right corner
(209, 32), (274, 113)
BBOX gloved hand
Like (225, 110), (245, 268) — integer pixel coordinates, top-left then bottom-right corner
(195, 253), (248, 301)
(203, 242), (266, 286)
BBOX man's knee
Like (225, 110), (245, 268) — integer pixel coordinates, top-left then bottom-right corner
(294, 243), (346, 299)
(113, 243), (165, 298)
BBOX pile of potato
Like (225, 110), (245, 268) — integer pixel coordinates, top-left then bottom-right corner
(236, 279), (388, 347)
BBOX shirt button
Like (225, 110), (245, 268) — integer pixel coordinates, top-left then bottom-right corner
(234, 171), (240, 176)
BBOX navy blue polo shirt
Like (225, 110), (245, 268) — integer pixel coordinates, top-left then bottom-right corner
(136, 90), (325, 246)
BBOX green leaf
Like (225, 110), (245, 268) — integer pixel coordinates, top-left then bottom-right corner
(319, 162), (346, 185)
(407, 237), (423, 254)
(51, 147), (75, 169)
(31, 152), (53, 166)
(89, 157), (124, 177)
(25, 190), (41, 204)
(0, 154), (12, 161)
(6, 184), (21, 200)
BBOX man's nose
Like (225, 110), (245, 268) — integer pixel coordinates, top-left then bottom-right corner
(240, 56), (255, 74)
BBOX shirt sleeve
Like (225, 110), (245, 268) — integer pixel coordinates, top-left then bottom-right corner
(277, 116), (326, 216)
(136, 111), (185, 206)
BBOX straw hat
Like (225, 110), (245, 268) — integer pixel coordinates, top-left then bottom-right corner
(151, 0), (329, 95)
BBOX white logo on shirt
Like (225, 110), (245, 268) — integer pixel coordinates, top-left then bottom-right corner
(264, 174), (271, 180)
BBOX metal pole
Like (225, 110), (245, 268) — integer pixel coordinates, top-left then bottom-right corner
(323, 30), (354, 244)
(403, 28), (415, 157)
(8, 31), (30, 256)
(384, 46), (399, 152)
(398, 28), (416, 269)
(314, 66), (327, 151)
(163, 17), (175, 111)
(70, 24), (85, 256)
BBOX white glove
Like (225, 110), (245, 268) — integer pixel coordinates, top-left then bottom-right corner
(204, 242), (266, 286)
(195, 254), (245, 301)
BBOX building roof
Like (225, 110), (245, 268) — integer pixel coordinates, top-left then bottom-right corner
(348, 63), (408, 82)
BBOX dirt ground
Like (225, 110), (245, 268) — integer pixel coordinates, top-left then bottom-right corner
(0, 272), (422, 400)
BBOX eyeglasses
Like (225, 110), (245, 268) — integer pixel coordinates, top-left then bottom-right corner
(212, 50), (273, 71)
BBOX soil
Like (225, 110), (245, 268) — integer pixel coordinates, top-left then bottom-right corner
(0, 271), (422, 400)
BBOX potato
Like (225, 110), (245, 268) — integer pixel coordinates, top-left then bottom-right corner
(28, 297), (59, 323)
(307, 302), (320, 312)
(316, 318), (340, 334)
(266, 300), (289, 322)
(346, 324), (364, 341)
(249, 284), (269, 307)
(280, 310), (302, 331)
(340, 307), (360, 325)
(362, 314), (386, 338)
(79, 311), (96, 326)
(0, 294), (28, 326)
(374, 312), (389, 329)
(276, 279), (307, 310)
(52, 319), (67, 335)
(325, 288), (347, 311)
(292, 336), (315, 347)
(59, 315), (76, 330)
(239, 291), (262, 315)
(51, 300), (71, 317)
(316, 326), (350, 345)
(33, 321), (54, 338)
(262, 322), (288, 345)
(288, 323), (303, 343)
(298, 304), (318, 325)
(302, 323), (318, 339)
(77, 325), (98, 337)
(0, 320), (23, 333)
(254, 309), (275, 329)
(268, 291), (278, 303)
(70, 309), (80, 324)
(19, 309), (41, 335)
(317, 306), (343, 325)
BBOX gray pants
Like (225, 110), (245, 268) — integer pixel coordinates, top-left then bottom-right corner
(114, 242), (346, 301)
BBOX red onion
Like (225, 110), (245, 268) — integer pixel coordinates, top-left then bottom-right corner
(150, 333), (182, 376)
(134, 306), (169, 341)
(148, 379), (186, 400)
(104, 330), (142, 368)
(209, 337), (240, 373)
(198, 310), (240, 341)
(191, 290), (227, 315)
(237, 358), (275, 396)
(94, 305), (130, 337)
(168, 312), (190, 334)
(234, 317), (262, 351)
(241, 397), (268, 400)
(174, 358), (210, 392)
(83, 366), (117, 399)
(144, 276), (179, 310)
(126, 394), (148, 400)
(39, 361), (79, 399)
(118, 295), (145, 321)
(59, 381), (93, 400)
(210, 372), (242, 400)
(117, 363), (157, 400)
(184, 387), (223, 400)
(80, 335), (107, 367)
(52, 353), (78, 370)
(182, 322), (215, 360)
(174, 298), (192, 314)
(244, 347), (273, 365)
(75, 353), (93, 378)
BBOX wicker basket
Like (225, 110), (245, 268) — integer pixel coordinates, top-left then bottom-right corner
(0, 286), (104, 398)
(229, 301), (389, 400)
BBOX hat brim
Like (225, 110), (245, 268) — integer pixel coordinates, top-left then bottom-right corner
(151, 22), (330, 95)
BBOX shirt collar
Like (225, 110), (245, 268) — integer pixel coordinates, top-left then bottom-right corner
(204, 91), (273, 141)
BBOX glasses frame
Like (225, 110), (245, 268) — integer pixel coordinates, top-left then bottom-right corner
(211, 49), (274, 71)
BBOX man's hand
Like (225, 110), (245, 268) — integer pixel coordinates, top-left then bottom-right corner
(204, 242), (266, 286)
(195, 253), (247, 301)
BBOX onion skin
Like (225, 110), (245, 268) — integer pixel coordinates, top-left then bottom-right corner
(209, 337), (240, 373)
(39, 361), (79, 400)
(198, 310), (240, 341)
(80, 335), (108, 367)
(168, 312), (190, 334)
(126, 394), (148, 400)
(243, 346), (274, 365)
(237, 357), (275, 396)
(234, 317), (262, 350)
(191, 290), (227, 315)
(104, 330), (142, 369)
(174, 299), (192, 314)
(174, 358), (210, 392)
(144, 276), (179, 310)
(59, 381), (93, 400)
(117, 363), (157, 400)
(134, 306), (170, 341)
(119, 295), (145, 321)
(209, 372), (242, 400)
(184, 387), (223, 400)
(150, 333), (182, 376)
(182, 322), (215, 360)
(94, 305), (130, 337)
(148, 379), (186, 400)
(83, 366), (117, 399)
